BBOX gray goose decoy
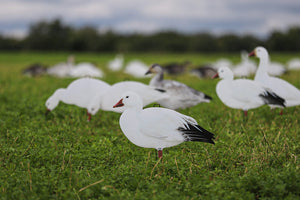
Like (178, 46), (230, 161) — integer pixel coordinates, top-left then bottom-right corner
(145, 64), (212, 110)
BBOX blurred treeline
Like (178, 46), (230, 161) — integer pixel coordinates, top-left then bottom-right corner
(0, 19), (300, 52)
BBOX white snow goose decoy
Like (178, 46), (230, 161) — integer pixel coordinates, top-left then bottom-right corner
(113, 92), (215, 158)
(249, 46), (300, 111)
(287, 58), (300, 70)
(88, 81), (169, 114)
(47, 55), (75, 78)
(108, 54), (124, 71)
(145, 64), (212, 110)
(45, 77), (110, 121)
(124, 60), (149, 78)
(232, 50), (257, 77)
(213, 66), (286, 116)
(69, 62), (104, 78)
(267, 61), (286, 77)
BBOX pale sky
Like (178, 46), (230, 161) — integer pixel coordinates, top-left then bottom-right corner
(1, 0), (300, 38)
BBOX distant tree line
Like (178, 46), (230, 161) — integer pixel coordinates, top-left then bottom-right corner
(1, 19), (300, 52)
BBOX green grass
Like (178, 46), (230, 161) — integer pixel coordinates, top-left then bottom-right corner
(0, 51), (299, 199)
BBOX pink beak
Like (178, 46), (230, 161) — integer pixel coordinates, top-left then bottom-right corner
(113, 99), (124, 108)
(248, 51), (255, 57)
(212, 73), (219, 79)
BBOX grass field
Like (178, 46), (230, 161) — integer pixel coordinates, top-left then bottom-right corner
(0, 52), (299, 199)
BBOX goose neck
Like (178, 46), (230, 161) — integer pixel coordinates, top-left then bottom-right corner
(150, 71), (164, 86)
(255, 55), (270, 79)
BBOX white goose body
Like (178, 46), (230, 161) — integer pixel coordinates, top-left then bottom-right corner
(45, 78), (110, 120)
(98, 81), (169, 113)
(287, 58), (300, 70)
(233, 51), (257, 77)
(215, 67), (285, 115)
(108, 54), (123, 71)
(267, 62), (286, 77)
(250, 46), (300, 107)
(47, 56), (74, 78)
(124, 60), (149, 78)
(69, 63), (104, 78)
(217, 79), (264, 111)
(213, 58), (233, 70)
(120, 108), (186, 149)
(114, 92), (215, 158)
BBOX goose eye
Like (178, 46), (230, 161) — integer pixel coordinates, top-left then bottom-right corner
(126, 96), (129, 98)
(91, 108), (95, 111)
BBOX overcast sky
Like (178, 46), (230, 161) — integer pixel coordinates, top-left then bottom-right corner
(1, 0), (300, 38)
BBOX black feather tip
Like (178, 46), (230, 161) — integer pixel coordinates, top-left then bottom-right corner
(155, 88), (166, 93)
(259, 90), (286, 107)
(204, 94), (213, 100)
(178, 121), (215, 145)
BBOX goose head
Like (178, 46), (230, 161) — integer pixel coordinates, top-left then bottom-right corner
(87, 103), (100, 115)
(45, 95), (60, 111)
(113, 91), (143, 110)
(145, 64), (163, 75)
(45, 88), (65, 111)
(249, 46), (268, 59)
(214, 66), (234, 80)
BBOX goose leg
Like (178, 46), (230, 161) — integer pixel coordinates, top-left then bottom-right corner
(279, 109), (283, 115)
(157, 149), (163, 159)
(87, 110), (92, 122)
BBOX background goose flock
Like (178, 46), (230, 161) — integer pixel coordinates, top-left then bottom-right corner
(1, 45), (299, 199)
(43, 46), (300, 157)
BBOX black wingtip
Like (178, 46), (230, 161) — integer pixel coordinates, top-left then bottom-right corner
(205, 94), (213, 100)
(155, 88), (166, 93)
(178, 122), (215, 145)
(259, 90), (286, 107)
(189, 137), (215, 144)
